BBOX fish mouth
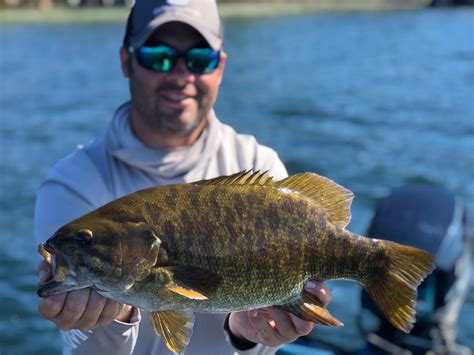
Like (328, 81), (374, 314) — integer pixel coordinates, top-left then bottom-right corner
(38, 242), (68, 282)
(37, 242), (92, 298)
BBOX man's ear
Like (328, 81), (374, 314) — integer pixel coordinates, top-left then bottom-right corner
(120, 46), (131, 78)
(217, 51), (227, 85)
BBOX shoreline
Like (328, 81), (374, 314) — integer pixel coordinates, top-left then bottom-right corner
(0, 1), (431, 24)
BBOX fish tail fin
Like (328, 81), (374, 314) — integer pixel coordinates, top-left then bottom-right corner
(363, 241), (436, 333)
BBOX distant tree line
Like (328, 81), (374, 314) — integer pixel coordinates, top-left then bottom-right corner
(0, 0), (131, 7)
(2, 0), (462, 9)
(0, 0), (273, 8)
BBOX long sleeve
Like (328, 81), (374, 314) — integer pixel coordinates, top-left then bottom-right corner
(61, 317), (140, 355)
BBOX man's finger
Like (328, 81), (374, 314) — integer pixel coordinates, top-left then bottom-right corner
(265, 307), (298, 341)
(289, 313), (314, 336)
(37, 260), (52, 283)
(55, 289), (91, 330)
(76, 290), (107, 332)
(97, 299), (121, 326)
(39, 293), (67, 320)
(249, 310), (277, 347)
(304, 280), (332, 307)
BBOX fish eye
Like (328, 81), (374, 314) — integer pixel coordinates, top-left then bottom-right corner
(75, 229), (93, 245)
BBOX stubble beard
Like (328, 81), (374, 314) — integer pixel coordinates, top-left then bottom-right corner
(134, 93), (206, 137)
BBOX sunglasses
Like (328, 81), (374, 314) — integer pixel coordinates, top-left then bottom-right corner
(130, 45), (221, 74)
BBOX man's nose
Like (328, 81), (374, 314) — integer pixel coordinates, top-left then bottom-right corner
(167, 57), (194, 81)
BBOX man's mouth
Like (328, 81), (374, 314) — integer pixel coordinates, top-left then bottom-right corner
(163, 94), (190, 102)
(160, 92), (195, 107)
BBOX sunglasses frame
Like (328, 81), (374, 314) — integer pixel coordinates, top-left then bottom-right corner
(129, 44), (221, 74)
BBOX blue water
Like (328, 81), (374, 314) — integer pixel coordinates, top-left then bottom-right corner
(1, 8), (473, 354)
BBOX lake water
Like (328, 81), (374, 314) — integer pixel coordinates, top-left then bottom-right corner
(1, 8), (473, 354)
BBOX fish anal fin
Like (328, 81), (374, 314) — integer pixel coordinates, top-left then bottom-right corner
(192, 170), (275, 187)
(148, 310), (194, 354)
(275, 173), (354, 228)
(159, 266), (221, 300)
(277, 291), (343, 327)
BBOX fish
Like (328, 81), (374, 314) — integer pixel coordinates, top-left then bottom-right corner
(38, 170), (436, 354)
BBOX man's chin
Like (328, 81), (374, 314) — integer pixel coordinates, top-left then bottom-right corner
(159, 114), (206, 136)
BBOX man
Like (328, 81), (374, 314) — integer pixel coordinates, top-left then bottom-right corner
(35, 0), (332, 353)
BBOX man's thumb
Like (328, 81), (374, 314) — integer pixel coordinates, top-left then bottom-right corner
(37, 260), (52, 283)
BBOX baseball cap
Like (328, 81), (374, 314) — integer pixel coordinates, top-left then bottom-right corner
(124, 0), (223, 51)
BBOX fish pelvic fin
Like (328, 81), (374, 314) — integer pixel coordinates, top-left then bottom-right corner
(276, 290), (343, 327)
(275, 173), (354, 229)
(363, 241), (436, 333)
(148, 309), (194, 355)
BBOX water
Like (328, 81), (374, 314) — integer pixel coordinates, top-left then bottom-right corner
(1, 8), (473, 354)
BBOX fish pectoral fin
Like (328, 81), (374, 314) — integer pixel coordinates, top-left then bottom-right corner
(167, 283), (208, 300)
(159, 266), (221, 300)
(277, 290), (343, 327)
(148, 310), (194, 355)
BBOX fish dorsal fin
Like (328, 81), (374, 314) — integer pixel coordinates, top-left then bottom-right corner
(192, 170), (275, 187)
(148, 309), (194, 354)
(192, 170), (353, 228)
(275, 173), (354, 229)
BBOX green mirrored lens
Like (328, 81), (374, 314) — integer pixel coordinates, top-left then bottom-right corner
(186, 48), (220, 74)
(138, 46), (177, 72)
(136, 46), (220, 74)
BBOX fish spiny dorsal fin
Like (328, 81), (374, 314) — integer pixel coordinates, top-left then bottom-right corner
(275, 173), (354, 229)
(192, 170), (276, 187)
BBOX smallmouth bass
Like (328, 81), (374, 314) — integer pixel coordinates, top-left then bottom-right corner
(38, 171), (436, 354)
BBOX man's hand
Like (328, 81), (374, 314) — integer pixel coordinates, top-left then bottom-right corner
(37, 260), (135, 332)
(228, 280), (332, 348)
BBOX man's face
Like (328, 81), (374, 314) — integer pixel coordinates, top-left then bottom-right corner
(122, 22), (226, 137)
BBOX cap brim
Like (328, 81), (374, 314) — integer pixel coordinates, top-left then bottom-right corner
(130, 12), (221, 51)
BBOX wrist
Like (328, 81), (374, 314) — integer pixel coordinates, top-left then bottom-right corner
(115, 305), (136, 323)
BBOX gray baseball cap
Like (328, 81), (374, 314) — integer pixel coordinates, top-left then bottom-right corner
(124, 0), (223, 51)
